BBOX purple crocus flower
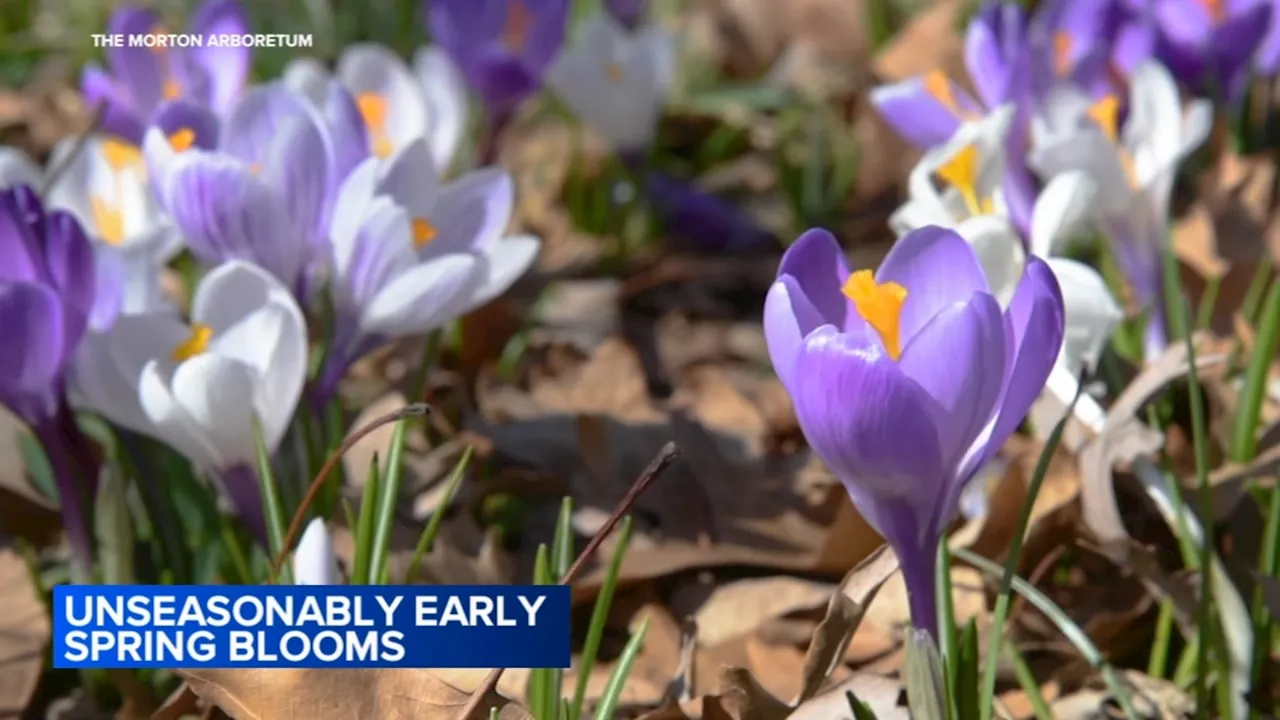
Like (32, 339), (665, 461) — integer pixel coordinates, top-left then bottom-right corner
(1028, 0), (1128, 98)
(426, 0), (569, 113)
(764, 226), (1064, 637)
(1120, 0), (1272, 101)
(81, 0), (251, 145)
(642, 171), (776, 252)
(871, 1), (1038, 236)
(142, 84), (338, 299)
(0, 185), (108, 572)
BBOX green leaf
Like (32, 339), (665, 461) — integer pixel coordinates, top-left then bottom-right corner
(595, 617), (650, 720)
(570, 515), (633, 720)
(845, 691), (878, 720)
(370, 420), (410, 584)
(253, 417), (290, 584)
(351, 453), (381, 586)
(94, 467), (134, 585)
(17, 431), (57, 503)
(904, 629), (946, 720)
(404, 446), (473, 583)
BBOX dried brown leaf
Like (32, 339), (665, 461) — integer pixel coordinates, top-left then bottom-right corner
(715, 666), (791, 720)
(796, 546), (899, 704)
(786, 673), (906, 720)
(0, 540), (48, 719)
(179, 668), (531, 720)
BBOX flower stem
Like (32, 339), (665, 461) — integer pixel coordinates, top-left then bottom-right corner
(34, 408), (97, 576)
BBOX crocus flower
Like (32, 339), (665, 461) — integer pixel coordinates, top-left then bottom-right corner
(764, 226), (1065, 637)
(0, 147), (41, 190)
(427, 0), (570, 113)
(81, 0), (251, 144)
(69, 260), (307, 543)
(143, 84), (337, 298)
(545, 12), (675, 154)
(0, 185), (106, 571)
(316, 138), (540, 402)
(605, 0), (648, 29)
(1121, 0), (1272, 101)
(284, 44), (468, 176)
(43, 134), (183, 264)
(642, 171), (776, 251)
(294, 518), (339, 585)
(1030, 60), (1211, 362)
(872, 1), (1038, 234)
(1027, 0), (1127, 98)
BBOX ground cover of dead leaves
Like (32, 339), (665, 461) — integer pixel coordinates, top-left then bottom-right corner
(4, 0), (1280, 718)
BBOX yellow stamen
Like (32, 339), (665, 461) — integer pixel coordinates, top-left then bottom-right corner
(605, 63), (624, 83)
(1087, 94), (1120, 142)
(412, 217), (437, 248)
(102, 138), (143, 170)
(355, 92), (394, 159)
(248, 162), (262, 175)
(923, 70), (958, 113)
(842, 270), (908, 361)
(1053, 31), (1072, 77)
(89, 195), (126, 246)
(149, 23), (169, 55)
(163, 78), (182, 100)
(168, 127), (196, 152)
(934, 144), (992, 216)
(171, 323), (214, 362)
(503, 0), (533, 51)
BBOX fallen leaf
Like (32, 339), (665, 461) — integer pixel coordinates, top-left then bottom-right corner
(715, 666), (792, 720)
(671, 576), (837, 647)
(786, 673), (906, 720)
(796, 546), (899, 704)
(0, 539), (48, 719)
(179, 668), (532, 720)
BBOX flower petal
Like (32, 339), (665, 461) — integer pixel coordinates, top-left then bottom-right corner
(187, 0), (251, 115)
(775, 228), (854, 330)
(425, 167), (514, 258)
(413, 46), (470, 172)
(71, 310), (187, 433)
(875, 225), (990, 343)
(294, 518), (339, 585)
(954, 214), (1025, 308)
(0, 147), (41, 190)
(80, 64), (147, 144)
(42, 210), (97, 320)
(375, 138), (441, 220)
(764, 274), (826, 392)
(283, 57), (331, 105)
(362, 254), (483, 338)
(259, 106), (333, 248)
(967, 256), (1064, 477)
(466, 233), (541, 310)
(791, 324), (946, 502)
(0, 283), (67, 416)
(899, 292), (1006, 473)
(1044, 256), (1122, 374)
(104, 7), (165, 115)
(166, 353), (259, 468)
(220, 82), (318, 167)
(869, 76), (972, 148)
(1029, 170), (1097, 257)
(338, 43), (431, 154)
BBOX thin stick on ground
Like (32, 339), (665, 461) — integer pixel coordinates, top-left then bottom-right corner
(454, 441), (683, 720)
(40, 101), (105, 195)
(268, 403), (432, 579)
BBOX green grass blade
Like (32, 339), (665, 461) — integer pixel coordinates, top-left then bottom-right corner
(552, 497), (575, 580)
(404, 446), (474, 584)
(571, 516), (633, 720)
(1230, 277), (1280, 462)
(594, 617), (650, 720)
(350, 453), (381, 585)
(977, 389), (1076, 720)
(1006, 638), (1052, 720)
(253, 417), (290, 584)
(957, 548), (1140, 720)
(528, 543), (554, 720)
(370, 421), (409, 585)
(954, 619), (979, 720)
(1148, 599), (1175, 678)
(937, 540), (959, 719)
(845, 691), (878, 720)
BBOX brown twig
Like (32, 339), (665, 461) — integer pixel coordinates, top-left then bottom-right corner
(453, 441), (682, 720)
(267, 403), (432, 579)
(40, 101), (105, 196)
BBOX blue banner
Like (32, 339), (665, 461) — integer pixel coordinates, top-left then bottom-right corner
(52, 585), (571, 669)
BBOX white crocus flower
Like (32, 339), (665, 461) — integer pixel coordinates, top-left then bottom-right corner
(546, 12), (676, 153)
(0, 146), (42, 189)
(294, 518), (339, 585)
(316, 138), (541, 398)
(891, 104), (1026, 305)
(70, 260), (307, 475)
(1029, 60), (1212, 362)
(284, 43), (468, 174)
(892, 104), (1124, 430)
(43, 134), (184, 264)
